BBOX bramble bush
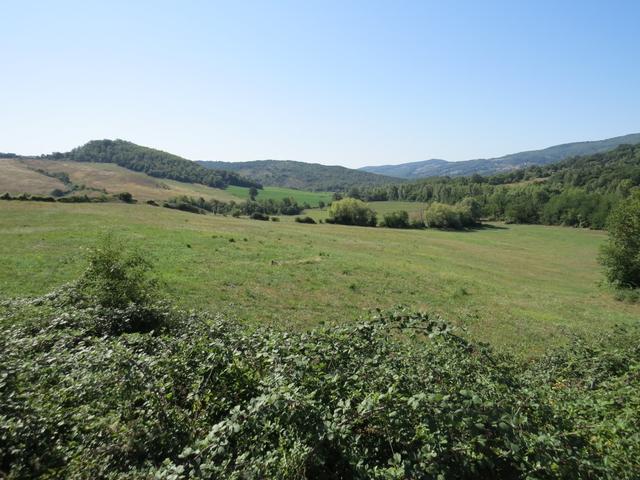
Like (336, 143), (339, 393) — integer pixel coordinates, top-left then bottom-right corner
(1, 242), (639, 479)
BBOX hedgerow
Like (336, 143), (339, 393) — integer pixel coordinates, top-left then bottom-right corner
(1, 243), (639, 479)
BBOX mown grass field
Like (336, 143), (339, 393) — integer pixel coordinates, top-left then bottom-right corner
(1, 201), (638, 355)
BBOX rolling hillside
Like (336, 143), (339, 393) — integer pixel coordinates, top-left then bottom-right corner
(197, 159), (402, 191)
(0, 157), (243, 202)
(361, 132), (640, 179)
(57, 139), (261, 189)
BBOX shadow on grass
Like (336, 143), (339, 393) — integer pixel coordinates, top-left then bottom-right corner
(429, 223), (510, 233)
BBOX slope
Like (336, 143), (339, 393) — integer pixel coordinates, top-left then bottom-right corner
(197, 159), (402, 191)
(361, 132), (640, 179)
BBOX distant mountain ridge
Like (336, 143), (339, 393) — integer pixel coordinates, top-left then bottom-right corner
(360, 133), (640, 179)
(197, 159), (401, 191)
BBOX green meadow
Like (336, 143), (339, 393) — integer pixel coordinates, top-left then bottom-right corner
(227, 185), (333, 206)
(1, 201), (638, 355)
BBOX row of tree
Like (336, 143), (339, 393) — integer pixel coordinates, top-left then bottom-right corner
(53, 139), (262, 189)
(350, 144), (640, 229)
(163, 195), (305, 216)
(325, 198), (482, 230)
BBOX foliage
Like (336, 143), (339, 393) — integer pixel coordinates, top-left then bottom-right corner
(61, 139), (262, 189)
(360, 133), (640, 179)
(250, 212), (269, 221)
(162, 195), (304, 216)
(77, 235), (160, 310)
(380, 210), (410, 228)
(327, 198), (377, 227)
(295, 215), (317, 224)
(423, 200), (479, 229)
(355, 144), (640, 228)
(117, 191), (135, 203)
(599, 190), (640, 289)
(2, 268), (640, 478)
(198, 159), (401, 192)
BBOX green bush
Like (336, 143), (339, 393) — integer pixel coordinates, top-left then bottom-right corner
(380, 210), (410, 228)
(2, 240), (640, 478)
(2, 292), (639, 478)
(327, 198), (377, 227)
(295, 216), (317, 224)
(599, 190), (640, 289)
(250, 212), (270, 221)
(424, 199), (480, 229)
(78, 235), (160, 310)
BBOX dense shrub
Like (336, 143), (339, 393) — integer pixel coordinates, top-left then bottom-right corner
(294, 215), (317, 224)
(2, 242), (640, 478)
(249, 211), (269, 221)
(162, 196), (303, 217)
(423, 200), (480, 229)
(380, 210), (410, 228)
(599, 190), (640, 289)
(116, 191), (134, 203)
(327, 198), (377, 226)
(2, 283), (640, 479)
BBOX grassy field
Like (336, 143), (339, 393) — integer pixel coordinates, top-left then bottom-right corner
(1, 201), (638, 355)
(0, 159), (335, 207)
(0, 159), (67, 194)
(304, 201), (430, 222)
(228, 185), (333, 206)
(0, 158), (242, 202)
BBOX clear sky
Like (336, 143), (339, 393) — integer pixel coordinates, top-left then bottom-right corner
(2, 0), (639, 167)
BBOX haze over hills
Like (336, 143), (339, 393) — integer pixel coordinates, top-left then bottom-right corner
(197, 159), (402, 191)
(360, 133), (640, 179)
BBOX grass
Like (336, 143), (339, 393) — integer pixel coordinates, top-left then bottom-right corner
(1, 201), (638, 355)
(0, 159), (67, 194)
(304, 201), (430, 222)
(0, 159), (335, 207)
(228, 185), (333, 206)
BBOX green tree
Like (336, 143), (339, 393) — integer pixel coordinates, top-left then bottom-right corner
(599, 190), (640, 289)
(381, 210), (410, 228)
(327, 198), (376, 226)
(249, 186), (258, 201)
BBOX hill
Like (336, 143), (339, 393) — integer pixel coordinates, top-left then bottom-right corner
(361, 132), (640, 179)
(0, 157), (334, 206)
(56, 139), (262, 189)
(356, 143), (640, 228)
(197, 159), (402, 191)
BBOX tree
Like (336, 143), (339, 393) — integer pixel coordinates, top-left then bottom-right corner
(381, 210), (410, 228)
(599, 190), (640, 289)
(318, 200), (325, 210)
(327, 198), (376, 226)
(249, 186), (258, 201)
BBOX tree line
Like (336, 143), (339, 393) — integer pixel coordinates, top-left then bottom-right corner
(162, 195), (305, 216)
(350, 144), (640, 229)
(49, 139), (262, 190)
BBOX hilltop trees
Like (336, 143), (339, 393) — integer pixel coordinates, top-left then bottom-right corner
(62, 139), (262, 189)
(326, 198), (377, 226)
(599, 190), (640, 289)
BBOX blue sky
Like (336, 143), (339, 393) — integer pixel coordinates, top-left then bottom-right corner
(2, 0), (639, 167)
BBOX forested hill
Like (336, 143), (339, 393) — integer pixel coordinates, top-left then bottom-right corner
(197, 159), (402, 191)
(360, 132), (640, 179)
(51, 140), (262, 189)
(355, 143), (640, 228)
